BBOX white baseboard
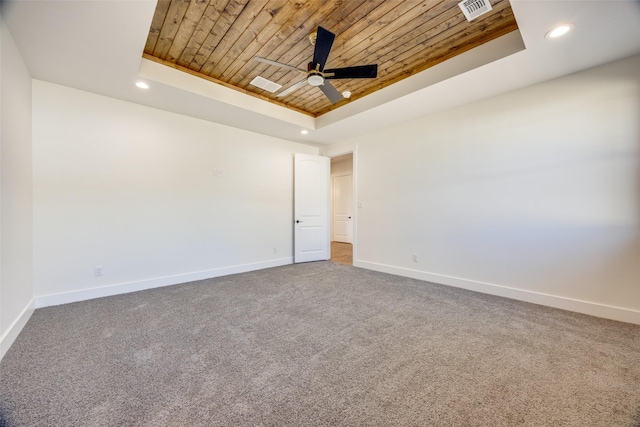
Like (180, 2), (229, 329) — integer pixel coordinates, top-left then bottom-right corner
(0, 299), (35, 362)
(35, 257), (293, 308)
(355, 260), (640, 325)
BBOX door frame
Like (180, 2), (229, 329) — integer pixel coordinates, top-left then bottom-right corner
(323, 144), (358, 265)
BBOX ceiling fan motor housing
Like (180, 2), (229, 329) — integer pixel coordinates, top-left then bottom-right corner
(253, 27), (377, 103)
(307, 61), (325, 86)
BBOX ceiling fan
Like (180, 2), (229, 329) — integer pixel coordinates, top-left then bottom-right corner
(253, 26), (378, 104)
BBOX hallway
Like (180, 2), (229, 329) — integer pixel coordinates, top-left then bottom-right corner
(331, 241), (352, 265)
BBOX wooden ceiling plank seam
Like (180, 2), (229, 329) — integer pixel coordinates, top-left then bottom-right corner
(291, 1), (453, 109)
(197, 0), (271, 76)
(304, 5), (515, 114)
(224, 0), (319, 85)
(231, 0), (347, 87)
(295, 0), (512, 111)
(225, 0), (365, 84)
(325, 1), (511, 98)
(359, 4), (467, 66)
(308, 7), (518, 115)
(269, 0), (390, 107)
(383, 8), (517, 77)
(256, 0), (384, 93)
(290, 38), (514, 111)
(153, 0), (193, 59)
(207, 0), (291, 79)
(326, 0), (437, 68)
(177, 0), (231, 67)
(327, 9), (517, 110)
(275, 0), (428, 108)
(219, 0), (312, 81)
(251, 0), (371, 81)
(141, 53), (314, 117)
(331, 0), (387, 31)
(372, 0), (512, 73)
(328, 35), (506, 110)
(255, 42), (311, 82)
(309, 0), (419, 66)
(191, 1), (306, 97)
(188, 0), (251, 72)
(342, 1), (513, 96)
(328, 24), (518, 116)
(165, 0), (212, 63)
(311, 2), (467, 103)
(329, 0), (455, 70)
(232, 0), (354, 91)
(189, 0), (251, 71)
(144, 0), (172, 55)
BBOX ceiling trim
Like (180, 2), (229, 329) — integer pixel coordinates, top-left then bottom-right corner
(141, 53), (314, 117)
(138, 29), (525, 133)
(138, 57), (316, 130)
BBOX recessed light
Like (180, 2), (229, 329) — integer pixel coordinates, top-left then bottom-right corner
(545, 24), (573, 39)
(135, 81), (149, 89)
(342, 90), (352, 99)
(300, 130), (309, 135)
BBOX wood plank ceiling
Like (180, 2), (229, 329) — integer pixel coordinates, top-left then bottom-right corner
(144, 0), (518, 117)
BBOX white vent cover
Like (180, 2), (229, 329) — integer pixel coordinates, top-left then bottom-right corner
(458, 0), (492, 21)
(249, 76), (282, 93)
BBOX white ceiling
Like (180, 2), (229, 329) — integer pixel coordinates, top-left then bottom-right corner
(3, 0), (640, 146)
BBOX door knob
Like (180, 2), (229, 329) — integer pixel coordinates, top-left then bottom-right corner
(296, 220), (303, 223)
(348, 216), (351, 219)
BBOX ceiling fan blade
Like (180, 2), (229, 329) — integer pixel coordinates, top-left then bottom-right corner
(319, 80), (343, 104)
(277, 80), (307, 98)
(313, 26), (335, 71)
(324, 64), (378, 79)
(253, 57), (306, 73)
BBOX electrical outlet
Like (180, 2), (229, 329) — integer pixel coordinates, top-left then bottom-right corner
(412, 254), (419, 263)
(94, 265), (104, 276)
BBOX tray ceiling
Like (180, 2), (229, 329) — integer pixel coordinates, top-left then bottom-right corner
(144, 0), (518, 117)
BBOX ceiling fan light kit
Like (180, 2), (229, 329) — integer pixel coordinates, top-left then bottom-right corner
(253, 26), (378, 104)
(307, 74), (324, 87)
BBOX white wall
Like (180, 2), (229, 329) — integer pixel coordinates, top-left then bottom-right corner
(0, 14), (35, 359)
(331, 156), (353, 178)
(32, 81), (317, 306)
(345, 54), (640, 324)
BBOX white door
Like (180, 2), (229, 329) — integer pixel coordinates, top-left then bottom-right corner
(294, 153), (330, 263)
(332, 174), (353, 243)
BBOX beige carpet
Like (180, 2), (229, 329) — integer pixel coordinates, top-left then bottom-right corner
(1, 261), (639, 426)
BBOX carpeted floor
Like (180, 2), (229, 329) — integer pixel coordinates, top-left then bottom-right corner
(1, 261), (639, 426)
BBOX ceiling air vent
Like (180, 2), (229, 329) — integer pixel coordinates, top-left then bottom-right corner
(249, 76), (282, 93)
(458, 0), (492, 21)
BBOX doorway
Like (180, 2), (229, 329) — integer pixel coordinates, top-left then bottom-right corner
(330, 153), (353, 265)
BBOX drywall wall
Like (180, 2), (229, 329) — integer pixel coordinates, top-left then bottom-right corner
(345, 54), (640, 324)
(331, 155), (353, 178)
(32, 80), (318, 305)
(0, 15), (34, 359)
